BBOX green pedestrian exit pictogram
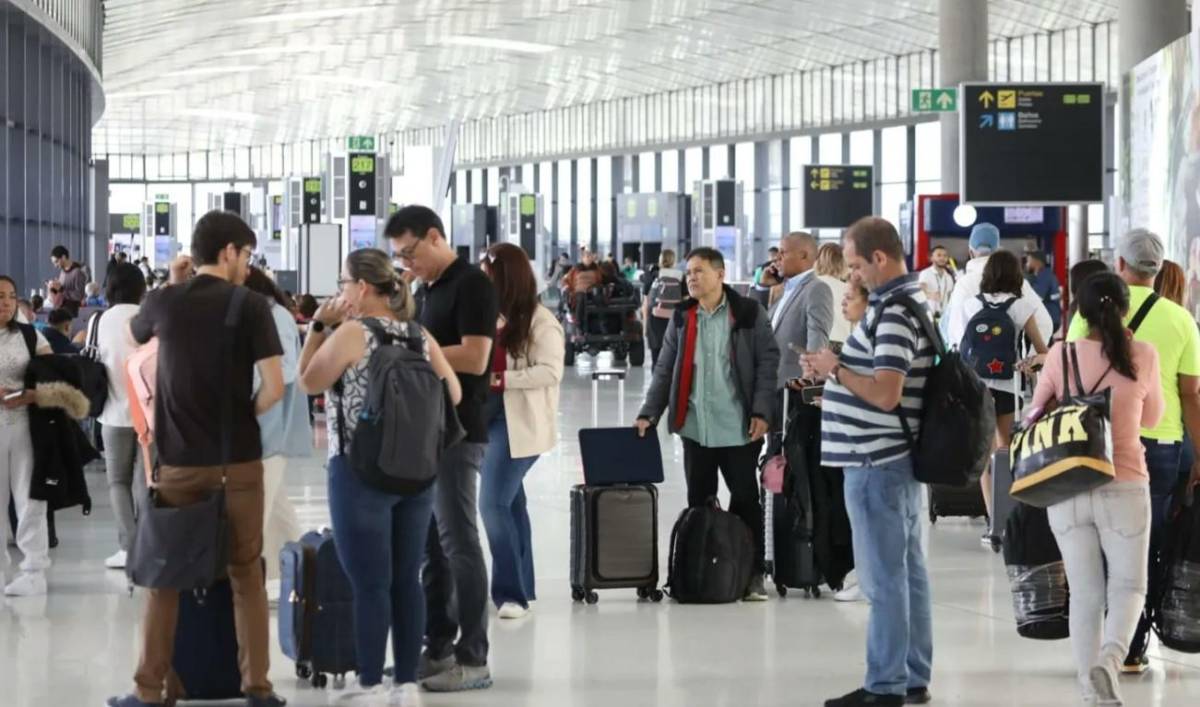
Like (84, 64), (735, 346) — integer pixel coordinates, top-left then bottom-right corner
(911, 88), (957, 113)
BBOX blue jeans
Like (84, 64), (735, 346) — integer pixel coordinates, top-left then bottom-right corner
(1128, 438), (1185, 659)
(479, 408), (540, 608)
(328, 454), (434, 685)
(843, 456), (933, 696)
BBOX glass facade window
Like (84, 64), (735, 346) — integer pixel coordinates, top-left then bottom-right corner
(914, 121), (940, 185)
(849, 130), (873, 166)
(710, 145), (730, 180)
(880, 126), (907, 184)
(662, 149), (680, 193)
(578, 159), (592, 255)
(557, 159), (572, 253)
(638, 151), (655, 192)
(789, 136), (813, 231)
(818, 132), (844, 164)
(684, 147), (703, 191)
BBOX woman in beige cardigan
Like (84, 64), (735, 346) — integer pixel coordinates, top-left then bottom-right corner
(480, 243), (565, 620)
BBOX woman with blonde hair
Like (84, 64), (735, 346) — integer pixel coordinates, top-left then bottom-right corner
(814, 242), (852, 343)
(299, 248), (461, 705)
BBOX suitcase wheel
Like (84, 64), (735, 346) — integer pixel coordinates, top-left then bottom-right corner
(636, 586), (664, 602)
(776, 584), (788, 598)
(805, 586), (822, 599)
(295, 664), (312, 680)
(311, 672), (328, 689)
(585, 590), (599, 605)
(651, 589), (664, 602)
(571, 586), (586, 603)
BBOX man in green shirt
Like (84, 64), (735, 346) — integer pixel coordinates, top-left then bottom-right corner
(1066, 229), (1200, 672)
(636, 247), (780, 601)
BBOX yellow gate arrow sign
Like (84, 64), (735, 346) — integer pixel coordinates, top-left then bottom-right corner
(978, 90), (995, 108)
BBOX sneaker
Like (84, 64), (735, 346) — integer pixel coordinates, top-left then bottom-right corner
(335, 682), (390, 705)
(419, 662), (493, 692)
(106, 696), (162, 707)
(415, 653), (455, 681)
(1090, 646), (1124, 705)
(905, 687), (932, 704)
(1120, 653), (1149, 674)
(389, 683), (422, 707)
(105, 550), (127, 570)
(4, 571), (47, 596)
(824, 687), (904, 706)
(980, 533), (995, 548)
(497, 602), (529, 619)
(834, 583), (865, 603)
(246, 693), (287, 707)
(743, 574), (769, 602)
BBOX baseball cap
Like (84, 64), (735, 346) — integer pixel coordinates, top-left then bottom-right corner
(968, 222), (1000, 254)
(1117, 228), (1164, 275)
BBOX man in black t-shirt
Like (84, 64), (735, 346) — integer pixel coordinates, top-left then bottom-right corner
(387, 205), (498, 693)
(109, 211), (288, 707)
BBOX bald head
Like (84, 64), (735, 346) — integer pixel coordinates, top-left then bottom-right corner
(778, 231), (818, 278)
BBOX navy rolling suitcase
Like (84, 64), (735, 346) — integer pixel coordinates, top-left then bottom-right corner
(279, 529), (357, 688)
(164, 579), (243, 705)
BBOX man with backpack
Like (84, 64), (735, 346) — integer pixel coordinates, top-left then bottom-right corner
(802, 217), (935, 707)
(635, 247), (780, 602)
(387, 205), (498, 693)
(941, 222), (1052, 350)
(107, 211), (287, 707)
(1063, 229), (1200, 673)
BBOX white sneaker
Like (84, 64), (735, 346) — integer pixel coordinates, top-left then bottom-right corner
(105, 550), (127, 570)
(834, 583), (865, 603)
(335, 681), (390, 705)
(389, 682), (422, 707)
(1089, 645), (1125, 706)
(4, 571), (47, 597)
(497, 602), (529, 619)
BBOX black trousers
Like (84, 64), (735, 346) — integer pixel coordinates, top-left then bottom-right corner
(681, 437), (765, 574)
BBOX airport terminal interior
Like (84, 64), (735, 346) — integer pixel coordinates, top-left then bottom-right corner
(3, 0), (1200, 705)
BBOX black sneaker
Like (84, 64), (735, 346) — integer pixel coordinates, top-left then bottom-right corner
(245, 693), (286, 707)
(1121, 653), (1149, 674)
(906, 687), (932, 704)
(825, 688), (904, 706)
(106, 697), (162, 707)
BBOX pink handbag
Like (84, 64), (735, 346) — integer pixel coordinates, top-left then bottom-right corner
(761, 454), (786, 494)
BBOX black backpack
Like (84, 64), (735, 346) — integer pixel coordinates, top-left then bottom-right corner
(869, 293), (996, 486)
(1003, 504), (1069, 640)
(665, 500), (755, 604)
(1153, 484), (1200, 653)
(336, 319), (465, 495)
(961, 295), (1019, 380)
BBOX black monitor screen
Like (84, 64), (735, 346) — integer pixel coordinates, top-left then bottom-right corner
(803, 165), (874, 228)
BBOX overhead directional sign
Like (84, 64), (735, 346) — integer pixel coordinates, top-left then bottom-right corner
(911, 88), (957, 113)
(803, 164), (874, 228)
(347, 135), (375, 151)
(960, 82), (1104, 205)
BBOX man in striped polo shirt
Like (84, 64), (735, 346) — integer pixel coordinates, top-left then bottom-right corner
(803, 218), (935, 707)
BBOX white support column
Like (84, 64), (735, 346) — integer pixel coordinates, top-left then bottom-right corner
(938, 0), (988, 193)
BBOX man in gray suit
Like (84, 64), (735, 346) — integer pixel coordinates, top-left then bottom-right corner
(768, 232), (834, 391)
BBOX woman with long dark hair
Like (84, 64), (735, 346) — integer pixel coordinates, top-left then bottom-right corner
(963, 250), (1049, 537)
(479, 243), (564, 619)
(1028, 272), (1162, 705)
(0, 274), (53, 596)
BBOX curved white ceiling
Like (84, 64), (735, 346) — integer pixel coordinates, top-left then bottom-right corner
(92, 0), (1117, 155)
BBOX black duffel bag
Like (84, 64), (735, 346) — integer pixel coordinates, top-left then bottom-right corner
(1003, 503), (1070, 640)
(665, 499), (754, 604)
(1153, 483), (1200, 653)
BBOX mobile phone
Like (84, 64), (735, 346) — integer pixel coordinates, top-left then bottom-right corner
(3, 390), (24, 402)
(801, 385), (825, 405)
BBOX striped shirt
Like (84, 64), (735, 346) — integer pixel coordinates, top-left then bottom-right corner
(820, 274), (936, 468)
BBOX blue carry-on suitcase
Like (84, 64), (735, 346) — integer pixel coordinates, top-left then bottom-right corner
(279, 529), (357, 688)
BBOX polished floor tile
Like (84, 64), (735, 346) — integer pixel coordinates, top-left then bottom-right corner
(3, 357), (1199, 706)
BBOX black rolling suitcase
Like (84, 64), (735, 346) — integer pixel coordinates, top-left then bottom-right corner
(927, 483), (988, 523)
(570, 369), (663, 604)
(570, 483), (662, 603)
(764, 389), (823, 598)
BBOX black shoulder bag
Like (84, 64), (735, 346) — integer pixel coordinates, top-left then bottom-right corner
(126, 285), (248, 590)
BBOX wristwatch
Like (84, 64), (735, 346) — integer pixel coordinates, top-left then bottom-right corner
(311, 321), (326, 334)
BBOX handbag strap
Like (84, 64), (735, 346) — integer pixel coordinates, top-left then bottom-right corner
(1067, 342), (1113, 397)
(221, 287), (249, 470)
(1128, 293), (1159, 334)
(83, 310), (103, 358)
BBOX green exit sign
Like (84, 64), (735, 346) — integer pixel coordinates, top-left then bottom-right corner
(347, 136), (375, 151)
(911, 88), (957, 113)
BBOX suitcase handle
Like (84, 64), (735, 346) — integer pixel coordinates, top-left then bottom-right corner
(591, 369), (627, 426)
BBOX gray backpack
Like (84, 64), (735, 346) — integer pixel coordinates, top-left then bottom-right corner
(336, 319), (464, 495)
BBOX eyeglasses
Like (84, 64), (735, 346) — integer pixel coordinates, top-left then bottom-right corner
(396, 237), (425, 261)
(337, 278), (355, 290)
